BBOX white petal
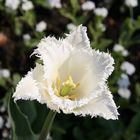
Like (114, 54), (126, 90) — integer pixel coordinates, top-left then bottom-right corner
(72, 86), (119, 120)
(58, 49), (114, 98)
(34, 37), (72, 81)
(58, 49), (99, 99)
(33, 26), (115, 116)
(13, 64), (59, 112)
(92, 50), (114, 81)
(47, 49), (114, 112)
(65, 25), (90, 49)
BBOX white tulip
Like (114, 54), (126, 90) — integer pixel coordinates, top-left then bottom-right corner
(13, 25), (118, 120)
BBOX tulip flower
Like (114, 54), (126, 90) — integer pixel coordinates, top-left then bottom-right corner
(13, 25), (118, 120)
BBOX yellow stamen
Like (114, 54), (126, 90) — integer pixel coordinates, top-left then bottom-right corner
(52, 75), (79, 100)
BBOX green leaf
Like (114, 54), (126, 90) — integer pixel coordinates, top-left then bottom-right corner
(22, 11), (36, 27)
(31, 101), (48, 134)
(14, 18), (23, 36)
(8, 94), (36, 140)
(17, 100), (37, 125)
(98, 39), (112, 50)
(135, 83), (140, 102)
(70, 0), (80, 15)
(24, 38), (41, 48)
(135, 83), (140, 96)
(0, 78), (6, 86)
(35, 0), (49, 8)
(12, 73), (21, 86)
(77, 15), (88, 25)
(73, 127), (85, 140)
(60, 9), (77, 24)
(125, 113), (140, 139)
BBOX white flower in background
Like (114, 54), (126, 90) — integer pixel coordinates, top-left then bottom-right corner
(121, 61), (135, 75)
(22, 0), (34, 11)
(47, 133), (52, 140)
(125, 0), (138, 7)
(94, 7), (108, 18)
(48, 0), (62, 8)
(36, 21), (47, 32)
(113, 44), (124, 52)
(5, 118), (11, 129)
(0, 105), (6, 113)
(67, 23), (77, 31)
(118, 88), (131, 99)
(13, 25), (118, 120)
(81, 1), (95, 11)
(117, 73), (131, 99)
(2, 130), (9, 138)
(23, 34), (31, 41)
(5, 0), (20, 10)
(113, 44), (129, 57)
(117, 73), (130, 88)
(104, 0), (113, 4)
(0, 69), (10, 78)
(122, 50), (129, 57)
(0, 117), (4, 129)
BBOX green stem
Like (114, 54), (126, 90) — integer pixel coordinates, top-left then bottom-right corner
(39, 110), (57, 140)
(129, 7), (133, 21)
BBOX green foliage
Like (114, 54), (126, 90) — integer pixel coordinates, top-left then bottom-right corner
(8, 95), (36, 140)
(0, 0), (140, 140)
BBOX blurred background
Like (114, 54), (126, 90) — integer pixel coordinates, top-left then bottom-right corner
(0, 0), (140, 139)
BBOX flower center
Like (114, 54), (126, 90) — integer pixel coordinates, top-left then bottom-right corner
(52, 76), (79, 100)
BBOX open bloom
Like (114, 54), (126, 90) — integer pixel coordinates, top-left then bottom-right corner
(13, 25), (118, 120)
